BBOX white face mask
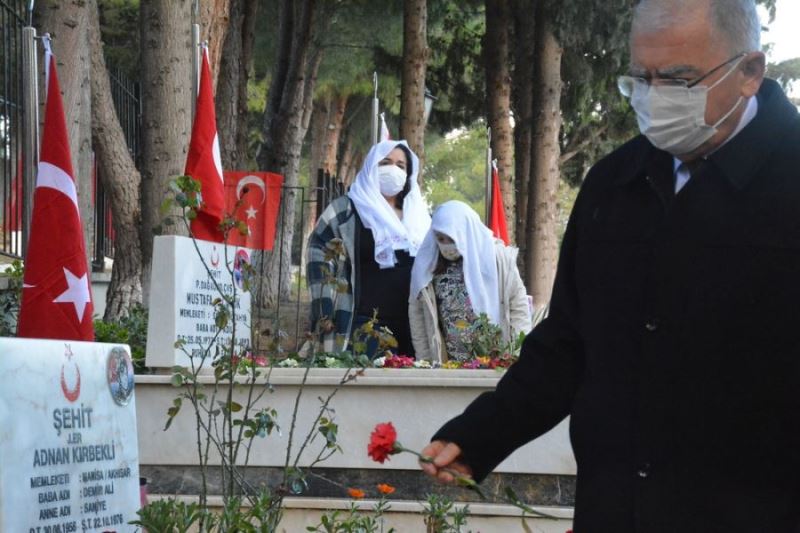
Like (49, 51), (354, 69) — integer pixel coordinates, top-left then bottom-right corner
(376, 164), (408, 196)
(438, 242), (461, 261)
(625, 56), (745, 155)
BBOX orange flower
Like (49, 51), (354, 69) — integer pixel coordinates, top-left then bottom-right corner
(376, 483), (395, 495)
(347, 488), (365, 499)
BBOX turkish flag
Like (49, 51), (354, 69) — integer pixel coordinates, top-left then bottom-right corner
(224, 171), (283, 250)
(186, 46), (224, 243)
(380, 112), (391, 141)
(18, 53), (94, 340)
(488, 161), (510, 245)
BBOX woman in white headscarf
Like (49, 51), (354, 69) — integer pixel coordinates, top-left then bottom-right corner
(307, 140), (430, 356)
(409, 201), (531, 363)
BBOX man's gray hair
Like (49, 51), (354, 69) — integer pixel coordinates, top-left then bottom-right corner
(633, 0), (761, 54)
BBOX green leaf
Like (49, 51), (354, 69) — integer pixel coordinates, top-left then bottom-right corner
(215, 309), (229, 330)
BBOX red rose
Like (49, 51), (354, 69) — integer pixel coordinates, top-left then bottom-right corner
(368, 422), (399, 463)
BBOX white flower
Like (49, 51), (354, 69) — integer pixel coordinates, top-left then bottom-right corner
(413, 359), (432, 369)
(324, 357), (338, 368)
(278, 358), (299, 368)
(373, 356), (386, 368)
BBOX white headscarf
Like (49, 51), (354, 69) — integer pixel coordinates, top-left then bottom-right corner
(347, 140), (431, 269)
(410, 200), (500, 325)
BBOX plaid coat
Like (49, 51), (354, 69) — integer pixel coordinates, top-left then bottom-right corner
(306, 196), (357, 352)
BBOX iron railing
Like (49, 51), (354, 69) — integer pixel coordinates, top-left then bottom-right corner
(92, 65), (141, 269)
(0, 0), (29, 259)
(314, 169), (345, 220)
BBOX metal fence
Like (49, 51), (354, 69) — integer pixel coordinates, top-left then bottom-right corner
(0, 0), (29, 259)
(314, 169), (345, 220)
(92, 65), (141, 268)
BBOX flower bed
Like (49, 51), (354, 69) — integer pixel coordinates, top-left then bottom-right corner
(135, 366), (576, 532)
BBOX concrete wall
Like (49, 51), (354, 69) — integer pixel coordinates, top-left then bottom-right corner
(136, 369), (577, 531)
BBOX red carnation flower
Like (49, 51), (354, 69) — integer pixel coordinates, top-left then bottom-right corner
(368, 422), (399, 463)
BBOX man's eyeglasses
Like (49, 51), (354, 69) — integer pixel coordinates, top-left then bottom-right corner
(618, 52), (747, 97)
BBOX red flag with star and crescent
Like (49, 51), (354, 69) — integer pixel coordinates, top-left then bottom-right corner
(18, 50), (94, 340)
(186, 45), (225, 242)
(224, 171), (283, 250)
(488, 160), (510, 245)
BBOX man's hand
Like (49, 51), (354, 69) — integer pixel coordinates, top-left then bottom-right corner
(419, 440), (474, 484)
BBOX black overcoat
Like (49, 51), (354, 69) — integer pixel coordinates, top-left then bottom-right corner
(435, 79), (800, 532)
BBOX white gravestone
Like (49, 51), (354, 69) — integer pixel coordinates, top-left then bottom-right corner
(0, 338), (140, 533)
(146, 235), (252, 369)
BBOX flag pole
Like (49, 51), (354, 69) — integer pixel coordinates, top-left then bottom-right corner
(485, 127), (492, 223)
(21, 25), (39, 256)
(372, 72), (379, 146)
(191, 0), (201, 122)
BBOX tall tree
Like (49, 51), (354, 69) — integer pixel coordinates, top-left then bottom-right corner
(198, 0), (231, 89)
(88, 0), (144, 320)
(399, 0), (429, 175)
(484, 0), (514, 242)
(511, 0), (535, 253)
(216, 0), (258, 169)
(139, 0), (194, 293)
(524, 2), (562, 308)
(36, 1), (94, 266)
(255, 0), (322, 306)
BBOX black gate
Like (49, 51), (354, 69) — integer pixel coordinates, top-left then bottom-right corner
(0, 0), (29, 259)
(92, 65), (141, 269)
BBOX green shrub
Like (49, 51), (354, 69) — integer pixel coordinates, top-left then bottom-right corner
(94, 305), (149, 372)
(0, 260), (24, 337)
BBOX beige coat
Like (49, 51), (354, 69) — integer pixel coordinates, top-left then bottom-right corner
(409, 240), (531, 363)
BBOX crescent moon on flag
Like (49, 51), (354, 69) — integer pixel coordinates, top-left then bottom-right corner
(37, 161), (79, 212)
(236, 175), (266, 205)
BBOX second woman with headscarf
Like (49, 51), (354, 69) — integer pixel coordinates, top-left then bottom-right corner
(409, 201), (531, 363)
(307, 140), (430, 357)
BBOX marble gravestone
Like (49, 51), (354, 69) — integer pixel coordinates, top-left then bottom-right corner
(0, 338), (140, 533)
(145, 235), (252, 369)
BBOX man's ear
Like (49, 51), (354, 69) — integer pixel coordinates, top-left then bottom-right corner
(741, 51), (766, 98)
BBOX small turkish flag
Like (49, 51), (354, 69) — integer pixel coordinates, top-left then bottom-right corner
(224, 171), (284, 251)
(186, 46), (224, 243)
(488, 160), (510, 245)
(18, 48), (94, 340)
(380, 112), (391, 142)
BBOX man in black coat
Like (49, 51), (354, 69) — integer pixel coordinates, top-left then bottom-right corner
(421, 0), (800, 531)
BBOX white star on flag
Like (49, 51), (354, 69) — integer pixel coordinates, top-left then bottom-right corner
(245, 205), (258, 219)
(53, 267), (91, 322)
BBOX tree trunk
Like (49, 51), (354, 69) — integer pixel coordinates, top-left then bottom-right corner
(399, 0), (429, 180)
(337, 127), (354, 187)
(139, 0), (194, 296)
(88, 0), (144, 320)
(322, 95), (347, 174)
(308, 97), (330, 185)
(525, 5), (562, 309)
(254, 0), (321, 307)
(198, 0), (231, 90)
(485, 0), (515, 243)
(216, 0), (258, 169)
(36, 1), (94, 267)
(511, 0), (535, 260)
